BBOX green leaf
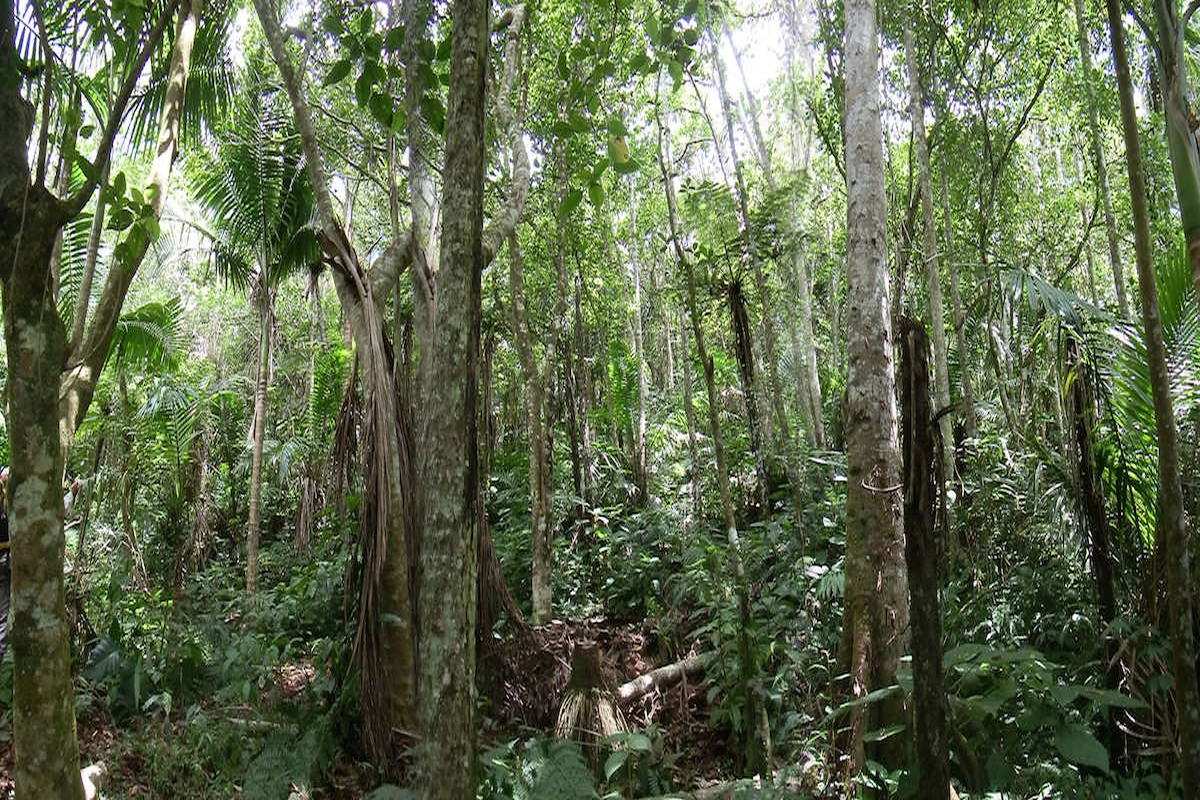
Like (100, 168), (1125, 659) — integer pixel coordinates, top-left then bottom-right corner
(683, 28), (699, 46)
(668, 59), (683, 87)
(552, 120), (575, 138)
(1079, 687), (1148, 710)
(603, 749), (629, 780)
(557, 52), (570, 80)
(384, 25), (405, 52)
(356, 9), (372, 37)
(863, 723), (905, 743)
(626, 732), (652, 752)
(76, 154), (100, 184)
(355, 71), (374, 107)
(79, 124), (95, 139)
(420, 95), (445, 135)
(323, 58), (353, 86)
(629, 53), (650, 74)
(613, 156), (640, 175)
(108, 208), (134, 232)
(1054, 723), (1109, 773)
(683, 0), (698, 18)
(111, 171), (127, 199)
(435, 34), (451, 61)
(646, 13), (660, 44)
(369, 92), (394, 128)
(607, 115), (628, 137)
(587, 181), (605, 207)
(560, 187), (583, 217)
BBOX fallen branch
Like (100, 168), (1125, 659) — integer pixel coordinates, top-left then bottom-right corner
(617, 653), (706, 704)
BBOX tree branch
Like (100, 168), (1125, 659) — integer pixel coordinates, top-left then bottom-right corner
(1185, 0), (1200, 29)
(61, 0), (180, 218)
(31, 0), (51, 187)
(480, 4), (528, 268)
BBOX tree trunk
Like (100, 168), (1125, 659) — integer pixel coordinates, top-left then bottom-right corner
(245, 288), (272, 596)
(841, 0), (909, 777)
(507, 233), (552, 624)
(1153, 0), (1200, 302)
(1105, 1), (1200, 789)
(1064, 333), (1120, 762)
(1073, 0), (1129, 317)
(941, 153), (976, 440)
(712, 28), (808, 524)
(416, 0), (488, 795)
(680, 308), (702, 525)
(899, 318), (951, 800)
(904, 24), (955, 490)
(656, 83), (765, 777)
(629, 182), (649, 505)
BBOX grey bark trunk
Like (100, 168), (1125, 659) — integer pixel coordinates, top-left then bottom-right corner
(841, 0), (908, 777)
(941, 152), (976, 440)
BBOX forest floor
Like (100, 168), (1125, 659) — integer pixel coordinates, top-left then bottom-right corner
(0, 619), (733, 799)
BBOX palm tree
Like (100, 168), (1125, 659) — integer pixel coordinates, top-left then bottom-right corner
(191, 57), (317, 596)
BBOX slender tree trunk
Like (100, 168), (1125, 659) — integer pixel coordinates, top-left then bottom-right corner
(573, 265), (594, 512)
(1153, 0), (1200, 302)
(941, 153), (976, 440)
(904, 24), (955, 489)
(841, 0), (908, 776)
(899, 318), (950, 800)
(629, 182), (649, 504)
(67, 161), (110, 354)
(245, 287), (272, 597)
(507, 233), (551, 623)
(712, 28), (807, 524)
(680, 307), (703, 526)
(417, 0), (488, 794)
(1073, 0), (1129, 317)
(1105, 1), (1200, 789)
(656, 86), (765, 776)
(1064, 333), (1120, 761)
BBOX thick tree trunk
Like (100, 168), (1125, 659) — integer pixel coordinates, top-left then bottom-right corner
(245, 289), (272, 596)
(899, 318), (951, 800)
(1073, 0), (1129, 317)
(841, 0), (908, 777)
(2, 207), (85, 800)
(904, 25), (955, 489)
(416, 0), (488, 795)
(1105, 1), (1200, 789)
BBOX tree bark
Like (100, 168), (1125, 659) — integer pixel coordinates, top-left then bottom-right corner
(245, 287), (272, 596)
(941, 152), (976, 440)
(904, 24), (955, 490)
(629, 182), (649, 504)
(899, 318), (951, 800)
(1073, 0), (1129, 317)
(507, 232), (552, 624)
(416, 0), (488, 795)
(617, 653), (705, 704)
(1152, 0), (1200, 304)
(1105, 1), (1200, 789)
(841, 0), (908, 777)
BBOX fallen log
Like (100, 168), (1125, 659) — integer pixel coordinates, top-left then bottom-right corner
(617, 653), (706, 704)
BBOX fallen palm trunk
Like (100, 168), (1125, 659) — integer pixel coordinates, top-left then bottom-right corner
(617, 653), (706, 705)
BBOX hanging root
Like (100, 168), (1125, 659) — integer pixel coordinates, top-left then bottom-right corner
(555, 644), (627, 770)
